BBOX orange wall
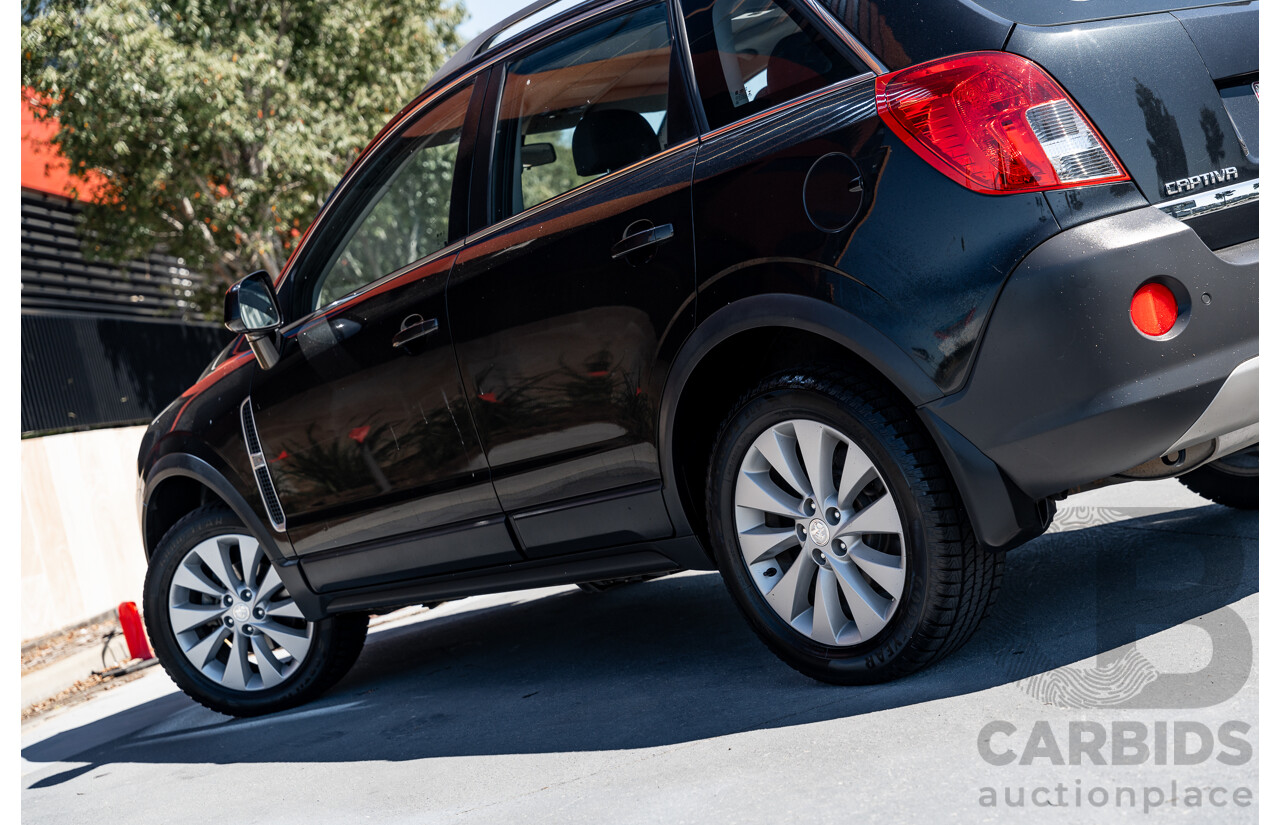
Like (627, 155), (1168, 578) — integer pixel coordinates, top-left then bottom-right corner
(21, 89), (106, 201)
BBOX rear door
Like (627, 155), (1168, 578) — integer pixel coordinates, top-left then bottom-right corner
(448, 1), (699, 557)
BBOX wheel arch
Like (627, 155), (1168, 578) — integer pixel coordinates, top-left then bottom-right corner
(141, 453), (324, 620)
(658, 294), (945, 554)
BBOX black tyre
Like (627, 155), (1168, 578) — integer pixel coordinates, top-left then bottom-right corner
(1177, 446), (1258, 510)
(143, 506), (368, 717)
(706, 369), (1002, 684)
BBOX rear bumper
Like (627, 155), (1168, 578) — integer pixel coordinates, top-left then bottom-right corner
(926, 206), (1258, 503)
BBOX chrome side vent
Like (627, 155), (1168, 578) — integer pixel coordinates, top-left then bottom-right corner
(239, 398), (286, 532)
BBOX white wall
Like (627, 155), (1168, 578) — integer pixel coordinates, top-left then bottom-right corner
(21, 426), (148, 641)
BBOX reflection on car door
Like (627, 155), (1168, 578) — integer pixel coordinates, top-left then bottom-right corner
(449, 1), (698, 557)
(249, 81), (521, 592)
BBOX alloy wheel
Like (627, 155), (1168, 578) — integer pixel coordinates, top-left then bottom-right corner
(167, 534), (313, 691)
(733, 419), (906, 646)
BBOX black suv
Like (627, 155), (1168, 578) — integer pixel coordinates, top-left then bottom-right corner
(138, 0), (1258, 716)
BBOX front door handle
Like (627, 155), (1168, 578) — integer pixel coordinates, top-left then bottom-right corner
(611, 223), (675, 260)
(392, 315), (439, 348)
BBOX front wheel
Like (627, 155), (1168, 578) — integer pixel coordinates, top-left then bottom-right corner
(705, 369), (1002, 684)
(143, 506), (368, 717)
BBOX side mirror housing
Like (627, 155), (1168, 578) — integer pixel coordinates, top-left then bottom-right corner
(225, 270), (283, 369)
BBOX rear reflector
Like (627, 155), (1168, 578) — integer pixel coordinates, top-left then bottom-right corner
(875, 51), (1129, 194)
(1131, 283), (1179, 337)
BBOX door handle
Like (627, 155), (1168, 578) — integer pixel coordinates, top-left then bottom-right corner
(611, 223), (675, 260)
(392, 315), (439, 348)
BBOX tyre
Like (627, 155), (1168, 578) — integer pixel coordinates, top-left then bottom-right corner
(1177, 446), (1258, 510)
(706, 369), (1002, 684)
(143, 506), (368, 717)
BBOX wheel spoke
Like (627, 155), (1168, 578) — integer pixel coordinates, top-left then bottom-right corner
(845, 540), (905, 597)
(265, 600), (305, 620)
(172, 563), (225, 599)
(764, 553), (818, 622)
(250, 633), (287, 689)
(736, 470), (805, 519)
(810, 567), (846, 645)
(237, 537), (266, 591)
(837, 494), (902, 538)
(169, 603), (224, 634)
(829, 559), (891, 640)
(194, 539), (242, 593)
(222, 633), (252, 691)
(837, 448), (878, 509)
(257, 566), (285, 603)
(259, 620), (311, 662)
(182, 625), (230, 670)
(793, 421), (837, 505)
(754, 428), (812, 498)
(738, 524), (800, 565)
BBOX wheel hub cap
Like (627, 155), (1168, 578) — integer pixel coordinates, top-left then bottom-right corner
(808, 518), (831, 546)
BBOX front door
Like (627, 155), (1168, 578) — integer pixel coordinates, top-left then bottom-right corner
(449, 1), (698, 556)
(249, 81), (521, 591)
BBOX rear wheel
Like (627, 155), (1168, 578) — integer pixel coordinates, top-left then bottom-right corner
(1177, 446), (1258, 510)
(144, 506), (368, 717)
(706, 369), (1002, 684)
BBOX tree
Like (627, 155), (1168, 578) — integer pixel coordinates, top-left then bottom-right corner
(21, 0), (465, 314)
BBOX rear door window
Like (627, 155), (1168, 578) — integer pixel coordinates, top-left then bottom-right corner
(682, 0), (867, 131)
(489, 2), (676, 221)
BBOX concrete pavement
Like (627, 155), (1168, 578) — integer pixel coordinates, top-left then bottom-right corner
(21, 479), (1258, 823)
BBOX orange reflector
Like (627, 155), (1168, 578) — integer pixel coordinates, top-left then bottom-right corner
(1131, 283), (1179, 336)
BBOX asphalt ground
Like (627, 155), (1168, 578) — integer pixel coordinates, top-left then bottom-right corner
(20, 479), (1258, 824)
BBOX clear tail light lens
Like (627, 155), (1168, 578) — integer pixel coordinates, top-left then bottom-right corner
(875, 51), (1129, 194)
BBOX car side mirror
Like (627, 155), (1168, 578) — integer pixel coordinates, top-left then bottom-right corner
(225, 270), (283, 369)
(521, 142), (557, 169)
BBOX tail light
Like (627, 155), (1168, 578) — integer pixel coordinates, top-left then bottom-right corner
(875, 51), (1129, 194)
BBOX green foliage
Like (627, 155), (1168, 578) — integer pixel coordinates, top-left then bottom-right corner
(21, 0), (465, 314)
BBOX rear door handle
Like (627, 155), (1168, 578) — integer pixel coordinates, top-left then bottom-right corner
(392, 315), (439, 348)
(611, 223), (675, 259)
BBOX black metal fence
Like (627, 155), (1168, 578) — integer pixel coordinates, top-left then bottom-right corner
(21, 189), (232, 435)
(21, 313), (231, 434)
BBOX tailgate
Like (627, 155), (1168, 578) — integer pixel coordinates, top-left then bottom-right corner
(1006, 2), (1258, 249)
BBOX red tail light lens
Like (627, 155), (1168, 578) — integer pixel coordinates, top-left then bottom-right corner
(875, 52), (1129, 194)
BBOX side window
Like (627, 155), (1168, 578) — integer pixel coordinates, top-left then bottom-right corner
(491, 2), (674, 221)
(683, 0), (866, 131)
(308, 83), (473, 311)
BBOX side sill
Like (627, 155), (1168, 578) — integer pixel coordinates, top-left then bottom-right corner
(318, 536), (712, 615)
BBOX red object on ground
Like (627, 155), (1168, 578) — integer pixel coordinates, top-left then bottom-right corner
(348, 425), (371, 444)
(1131, 283), (1179, 336)
(118, 601), (155, 661)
